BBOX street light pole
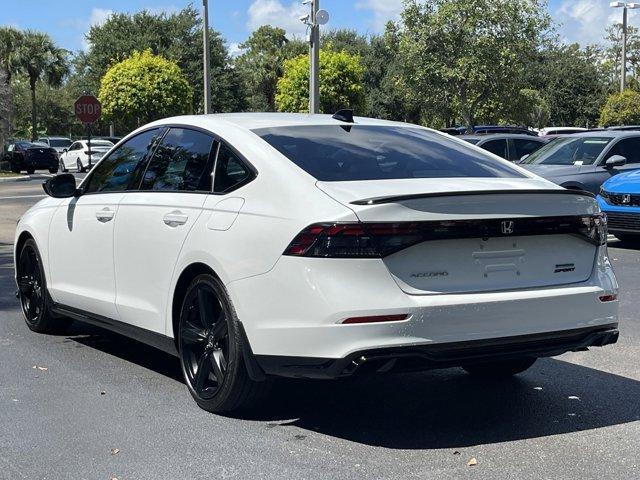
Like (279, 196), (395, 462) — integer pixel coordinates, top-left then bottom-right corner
(309, 0), (320, 114)
(202, 0), (212, 114)
(611, 2), (640, 92)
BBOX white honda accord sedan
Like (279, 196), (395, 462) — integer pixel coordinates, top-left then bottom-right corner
(14, 112), (619, 413)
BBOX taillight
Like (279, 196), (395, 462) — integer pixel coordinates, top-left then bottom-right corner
(283, 223), (423, 258)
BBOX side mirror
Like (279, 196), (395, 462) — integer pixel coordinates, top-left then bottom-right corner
(62, 148), (68, 153)
(43, 173), (79, 198)
(605, 155), (626, 168)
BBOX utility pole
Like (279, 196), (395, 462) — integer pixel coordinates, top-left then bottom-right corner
(611, 2), (640, 92)
(309, 0), (320, 114)
(202, 0), (212, 114)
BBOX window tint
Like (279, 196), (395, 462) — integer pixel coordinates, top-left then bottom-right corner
(83, 128), (160, 194)
(254, 126), (522, 181)
(140, 128), (215, 192)
(605, 138), (640, 164)
(213, 144), (252, 193)
(512, 139), (544, 161)
(481, 139), (508, 159)
(69, 142), (81, 151)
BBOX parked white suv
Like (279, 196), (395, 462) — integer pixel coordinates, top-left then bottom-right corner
(15, 113), (619, 413)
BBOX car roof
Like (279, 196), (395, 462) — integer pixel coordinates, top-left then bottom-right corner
(460, 133), (545, 141)
(146, 113), (418, 132)
(568, 130), (640, 139)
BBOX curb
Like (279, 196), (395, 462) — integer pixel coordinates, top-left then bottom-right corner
(0, 175), (29, 183)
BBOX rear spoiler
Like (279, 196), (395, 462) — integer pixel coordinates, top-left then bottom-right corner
(350, 189), (595, 205)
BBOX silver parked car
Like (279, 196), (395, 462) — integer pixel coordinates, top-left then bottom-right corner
(520, 131), (640, 193)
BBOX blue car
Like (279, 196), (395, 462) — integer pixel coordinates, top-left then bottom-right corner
(598, 169), (640, 243)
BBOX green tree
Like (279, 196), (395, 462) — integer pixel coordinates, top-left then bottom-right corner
(0, 27), (23, 147)
(508, 89), (550, 128)
(600, 90), (640, 126)
(17, 31), (69, 140)
(85, 6), (245, 113)
(604, 23), (640, 90)
(98, 50), (193, 131)
(276, 50), (365, 114)
(235, 26), (292, 111)
(399, 0), (552, 127)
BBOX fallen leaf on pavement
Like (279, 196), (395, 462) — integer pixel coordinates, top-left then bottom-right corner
(453, 451), (460, 455)
(100, 390), (107, 395)
(32, 365), (48, 371)
(467, 457), (478, 466)
(111, 448), (120, 455)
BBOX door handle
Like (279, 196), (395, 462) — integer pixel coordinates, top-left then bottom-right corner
(95, 208), (115, 223)
(163, 211), (189, 227)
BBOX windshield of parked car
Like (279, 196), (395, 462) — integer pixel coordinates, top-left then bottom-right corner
(49, 139), (72, 148)
(520, 136), (613, 166)
(254, 126), (523, 181)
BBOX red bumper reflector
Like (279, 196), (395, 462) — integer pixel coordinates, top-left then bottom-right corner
(599, 294), (617, 302)
(342, 314), (409, 324)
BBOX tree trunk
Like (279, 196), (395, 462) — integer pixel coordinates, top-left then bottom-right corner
(30, 82), (37, 141)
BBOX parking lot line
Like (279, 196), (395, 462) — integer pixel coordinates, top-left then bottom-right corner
(0, 195), (47, 200)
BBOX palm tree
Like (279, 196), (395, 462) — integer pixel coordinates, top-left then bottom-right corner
(0, 27), (23, 146)
(18, 31), (69, 140)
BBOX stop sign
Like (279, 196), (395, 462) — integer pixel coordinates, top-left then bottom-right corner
(74, 95), (102, 124)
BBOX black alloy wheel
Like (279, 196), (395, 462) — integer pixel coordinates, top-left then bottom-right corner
(179, 280), (230, 400)
(178, 274), (268, 413)
(16, 239), (67, 333)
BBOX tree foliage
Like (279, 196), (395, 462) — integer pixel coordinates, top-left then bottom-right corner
(600, 90), (640, 126)
(400, 0), (552, 127)
(276, 50), (365, 114)
(98, 50), (193, 131)
(85, 6), (244, 113)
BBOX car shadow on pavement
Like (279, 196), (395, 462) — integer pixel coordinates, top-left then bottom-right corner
(63, 318), (640, 450)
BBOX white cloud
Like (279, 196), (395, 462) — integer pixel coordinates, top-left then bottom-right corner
(355, 0), (403, 32)
(556, 0), (639, 45)
(228, 42), (244, 58)
(246, 0), (309, 37)
(88, 8), (114, 28)
(144, 5), (180, 17)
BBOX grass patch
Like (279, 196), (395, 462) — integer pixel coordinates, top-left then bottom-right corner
(0, 170), (22, 177)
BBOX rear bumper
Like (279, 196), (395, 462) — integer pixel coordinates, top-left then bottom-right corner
(255, 325), (619, 379)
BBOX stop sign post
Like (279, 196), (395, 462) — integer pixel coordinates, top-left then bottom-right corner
(74, 95), (102, 167)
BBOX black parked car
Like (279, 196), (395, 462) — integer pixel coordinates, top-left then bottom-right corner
(3, 141), (58, 174)
(461, 134), (548, 162)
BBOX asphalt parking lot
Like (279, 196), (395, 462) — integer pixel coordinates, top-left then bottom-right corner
(1, 173), (639, 480)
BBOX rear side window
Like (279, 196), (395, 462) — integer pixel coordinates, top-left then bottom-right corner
(254, 126), (522, 181)
(84, 128), (160, 194)
(512, 139), (544, 160)
(140, 128), (216, 192)
(481, 139), (508, 159)
(213, 144), (252, 193)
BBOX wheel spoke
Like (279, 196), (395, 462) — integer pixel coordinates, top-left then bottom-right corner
(209, 317), (228, 343)
(194, 350), (212, 393)
(196, 288), (211, 328)
(182, 321), (207, 345)
(211, 349), (226, 382)
(17, 276), (32, 295)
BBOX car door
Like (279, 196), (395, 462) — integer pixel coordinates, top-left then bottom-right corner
(113, 127), (216, 333)
(63, 142), (79, 170)
(587, 138), (640, 192)
(47, 128), (161, 319)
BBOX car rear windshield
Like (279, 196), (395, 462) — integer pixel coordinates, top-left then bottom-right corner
(520, 137), (613, 166)
(49, 139), (72, 147)
(253, 125), (523, 181)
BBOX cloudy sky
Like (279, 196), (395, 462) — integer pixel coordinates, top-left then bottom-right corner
(0, 0), (637, 55)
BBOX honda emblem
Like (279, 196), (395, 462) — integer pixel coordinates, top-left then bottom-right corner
(501, 220), (515, 235)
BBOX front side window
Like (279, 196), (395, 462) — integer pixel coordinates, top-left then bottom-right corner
(605, 138), (640, 164)
(254, 126), (522, 181)
(481, 139), (508, 159)
(213, 144), (252, 193)
(140, 128), (216, 192)
(521, 137), (613, 166)
(513, 139), (544, 160)
(83, 128), (161, 194)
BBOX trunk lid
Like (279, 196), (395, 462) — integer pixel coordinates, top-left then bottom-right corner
(316, 178), (600, 295)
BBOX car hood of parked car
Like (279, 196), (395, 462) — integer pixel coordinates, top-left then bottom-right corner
(601, 169), (640, 193)
(521, 164), (581, 179)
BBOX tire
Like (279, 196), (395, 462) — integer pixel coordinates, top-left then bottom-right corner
(16, 239), (69, 334)
(77, 159), (85, 173)
(10, 164), (20, 174)
(462, 357), (536, 377)
(49, 167), (57, 174)
(177, 274), (268, 413)
(614, 233), (640, 246)
(26, 168), (35, 175)
(59, 160), (67, 173)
